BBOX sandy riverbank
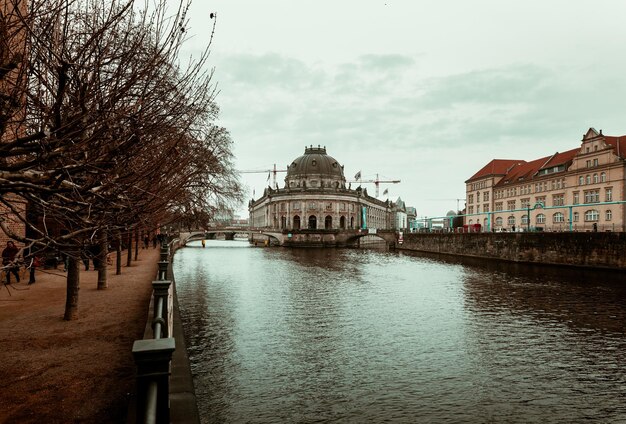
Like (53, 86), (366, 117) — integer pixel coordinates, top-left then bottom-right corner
(0, 247), (159, 423)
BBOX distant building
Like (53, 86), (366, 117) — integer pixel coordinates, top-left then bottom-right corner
(249, 146), (394, 230)
(393, 197), (408, 230)
(465, 128), (626, 232)
(406, 206), (418, 232)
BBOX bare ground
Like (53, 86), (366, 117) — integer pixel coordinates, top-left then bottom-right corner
(0, 247), (159, 423)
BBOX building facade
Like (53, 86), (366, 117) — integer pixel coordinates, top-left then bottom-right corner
(249, 147), (394, 231)
(465, 128), (626, 232)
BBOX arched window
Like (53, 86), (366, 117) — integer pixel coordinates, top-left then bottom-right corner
(281, 216), (287, 229)
(606, 210), (612, 221)
(495, 217), (503, 226)
(586, 175), (591, 184)
(507, 216), (515, 226)
(293, 215), (301, 230)
(308, 215), (317, 229)
(579, 176), (584, 185)
(600, 172), (606, 183)
(573, 212), (579, 222)
(340, 216), (346, 229)
(521, 214), (529, 224)
(584, 210), (599, 222)
(536, 213), (546, 224)
(350, 217), (354, 229)
(325, 215), (332, 229)
(553, 212), (564, 223)
(469, 219), (473, 225)
(593, 173), (599, 184)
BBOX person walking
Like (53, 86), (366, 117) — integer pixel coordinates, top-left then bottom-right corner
(2, 241), (21, 284)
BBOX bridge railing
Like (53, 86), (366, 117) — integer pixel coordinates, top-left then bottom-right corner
(130, 243), (175, 424)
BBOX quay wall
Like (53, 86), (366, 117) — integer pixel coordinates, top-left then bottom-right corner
(398, 232), (626, 270)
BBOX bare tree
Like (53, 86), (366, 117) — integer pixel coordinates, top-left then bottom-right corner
(1, 0), (242, 320)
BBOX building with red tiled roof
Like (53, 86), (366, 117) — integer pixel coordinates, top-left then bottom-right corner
(465, 128), (626, 232)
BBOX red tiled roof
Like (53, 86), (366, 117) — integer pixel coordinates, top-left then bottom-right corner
(496, 156), (549, 185)
(605, 136), (626, 159)
(541, 148), (579, 168)
(468, 132), (626, 186)
(465, 159), (523, 183)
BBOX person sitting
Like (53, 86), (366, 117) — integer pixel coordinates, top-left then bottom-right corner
(2, 241), (21, 284)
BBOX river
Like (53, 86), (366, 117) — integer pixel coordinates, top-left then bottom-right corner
(173, 240), (626, 423)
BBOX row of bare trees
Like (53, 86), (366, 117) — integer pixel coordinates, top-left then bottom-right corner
(0, 0), (242, 319)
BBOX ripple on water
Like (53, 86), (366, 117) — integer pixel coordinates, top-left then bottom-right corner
(174, 241), (626, 423)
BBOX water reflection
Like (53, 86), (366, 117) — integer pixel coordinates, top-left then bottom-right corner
(174, 241), (626, 423)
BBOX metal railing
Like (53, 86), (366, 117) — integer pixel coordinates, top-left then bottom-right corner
(131, 243), (176, 424)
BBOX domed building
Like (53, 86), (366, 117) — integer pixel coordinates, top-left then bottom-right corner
(249, 146), (394, 233)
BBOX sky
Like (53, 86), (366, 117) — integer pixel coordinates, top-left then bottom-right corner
(182, 0), (626, 219)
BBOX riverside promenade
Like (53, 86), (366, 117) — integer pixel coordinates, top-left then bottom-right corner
(0, 247), (159, 423)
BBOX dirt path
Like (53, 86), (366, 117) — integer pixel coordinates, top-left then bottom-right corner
(0, 247), (160, 423)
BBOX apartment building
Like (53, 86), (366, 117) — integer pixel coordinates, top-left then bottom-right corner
(465, 128), (626, 232)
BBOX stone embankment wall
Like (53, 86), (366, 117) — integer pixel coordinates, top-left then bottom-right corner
(398, 232), (626, 269)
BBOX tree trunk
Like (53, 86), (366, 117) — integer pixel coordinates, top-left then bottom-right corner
(97, 229), (108, 290)
(64, 254), (80, 320)
(116, 232), (122, 275)
(134, 227), (139, 260)
(126, 229), (132, 267)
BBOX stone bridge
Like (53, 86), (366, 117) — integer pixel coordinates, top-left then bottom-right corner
(179, 228), (400, 248)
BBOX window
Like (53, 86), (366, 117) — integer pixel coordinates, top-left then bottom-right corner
(606, 188), (612, 202)
(476, 205), (480, 213)
(573, 212), (579, 222)
(573, 192), (579, 205)
(586, 175), (591, 184)
(600, 172), (606, 183)
(535, 196), (546, 207)
(483, 204), (490, 212)
(584, 210), (599, 222)
(468, 206), (474, 214)
(507, 216), (516, 226)
(552, 194), (564, 206)
(593, 173), (599, 184)
(521, 215), (529, 224)
(553, 212), (565, 223)
(326, 202), (333, 211)
(578, 176), (584, 185)
(586, 160), (591, 168)
(483, 192), (489, 201)
(521, 198), (530, 209)
(468, 194), (474, 204)
(495, 217), (503, 226)
(507, 200), (516, 210)
(309, 202), (317, 210)
(292, 201), (301, 210)
(606, 210), (612, 221)
(495, 202), (503, 211)
(593, 158), (598, 166)
(536, 214), (546, 224)
(584, 190), (599, 203)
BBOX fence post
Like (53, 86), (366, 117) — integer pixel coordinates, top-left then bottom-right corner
(152, 280), (171, 338)
(132, 338), (176, 424)
(157, 261), (169, 281)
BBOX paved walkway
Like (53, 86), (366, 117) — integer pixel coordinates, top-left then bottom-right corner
(0, 247), (160, 423)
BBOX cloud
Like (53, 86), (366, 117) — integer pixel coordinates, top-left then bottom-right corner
(212, 52), (626, 216)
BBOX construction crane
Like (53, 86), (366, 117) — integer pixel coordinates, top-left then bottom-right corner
(348, 174), (400, 197)
(238, 164), (287, 188)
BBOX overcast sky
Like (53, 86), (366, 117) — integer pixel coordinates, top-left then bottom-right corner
(183, 0), (626, 218)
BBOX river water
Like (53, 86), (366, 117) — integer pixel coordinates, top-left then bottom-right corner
(173, 240), (626, 423)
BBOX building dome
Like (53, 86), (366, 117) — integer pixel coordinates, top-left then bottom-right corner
(285, 146), (346, 189)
